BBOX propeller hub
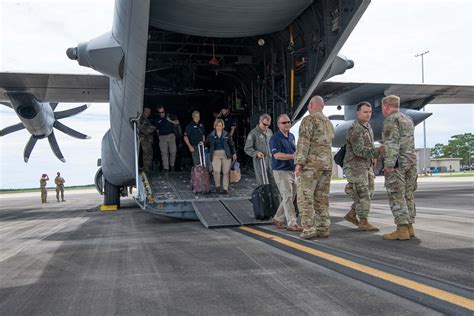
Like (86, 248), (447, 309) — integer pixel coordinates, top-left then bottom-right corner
(66, 47), (78, 60)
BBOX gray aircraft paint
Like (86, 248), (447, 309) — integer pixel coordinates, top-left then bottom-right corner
(66, 0), (370, 197)
(69, 0), (151, 187)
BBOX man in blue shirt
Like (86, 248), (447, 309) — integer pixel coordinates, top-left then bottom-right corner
(269, 114), (303, 231)
(217, 105), (237, 137)
(184, 111), (205, 166)
(154, 106), (180, 172)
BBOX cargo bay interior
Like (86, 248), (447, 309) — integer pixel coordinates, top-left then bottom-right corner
(140, 0), (364, 205)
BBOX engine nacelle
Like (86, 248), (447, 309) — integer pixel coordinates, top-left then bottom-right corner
(6, 92), (54, 138)
(323, 55), (354, 82)
(67, 31), (124, 80)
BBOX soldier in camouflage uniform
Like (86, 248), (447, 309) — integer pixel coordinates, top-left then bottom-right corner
(138, 107), (157, 174)
(295, 96), (334, 239)
(343, 102), (383, 231)
(54, 172), (66, 202)
(381, 95), (417, 240)
(40, 174), (49, 203)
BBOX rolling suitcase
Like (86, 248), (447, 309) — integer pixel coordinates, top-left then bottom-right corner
(191, 143), (210, 193)
(251, 158), (278, 220)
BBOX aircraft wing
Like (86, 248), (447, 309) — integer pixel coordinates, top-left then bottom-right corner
(316, 81), (474, 108)
(0, 72), (109, 103)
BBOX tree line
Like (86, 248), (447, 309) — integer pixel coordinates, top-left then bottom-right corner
(431, 133), (474, 167)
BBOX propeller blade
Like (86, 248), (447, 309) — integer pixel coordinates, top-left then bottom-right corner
(23, 136), (38, 163)
(1, 102), (12, 108)
(54, 121), (90, 139)
(0, 123), (25, 136)
(54, 104), (89, 119)
(49, 102), (59, 111)
(47, 131), (66, 162)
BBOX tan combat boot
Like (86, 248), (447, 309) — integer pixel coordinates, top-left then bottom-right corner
(317, 230), (330, 238)
(300, 228), (318, 240)
(408, 224), (415, 237)
(358, 218), (380, 232)
(344, 208), (359, 227)
(383, 225), (410, 240)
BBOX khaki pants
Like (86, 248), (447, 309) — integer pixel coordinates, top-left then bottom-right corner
(273, 170), (298, 226)
(212, 150), (231, 190)
(159, 134), (177, 170)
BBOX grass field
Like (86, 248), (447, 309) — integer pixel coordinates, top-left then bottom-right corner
(0, 185), (95, 194)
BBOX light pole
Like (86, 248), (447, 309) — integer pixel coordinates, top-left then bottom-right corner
(415, 50), (429, 174)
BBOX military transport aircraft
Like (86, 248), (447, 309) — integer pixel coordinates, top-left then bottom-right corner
(0, 0), (473, 219)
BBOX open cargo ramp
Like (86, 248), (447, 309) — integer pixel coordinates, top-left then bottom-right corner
(192, 198), (271, 229)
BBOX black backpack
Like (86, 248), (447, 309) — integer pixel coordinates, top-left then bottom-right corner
(334, 144), (346, 168)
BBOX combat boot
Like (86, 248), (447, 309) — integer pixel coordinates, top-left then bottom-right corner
(317, 230), (330, 238)
(343, 208), (359, 227)
(383, 225), (410, 240)
(408, 224), (415, 237)
(358, 218), (379, 232)
(300, 229), (318, 240)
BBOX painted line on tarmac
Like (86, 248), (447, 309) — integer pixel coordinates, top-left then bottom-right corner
(238, 226), (474, 315)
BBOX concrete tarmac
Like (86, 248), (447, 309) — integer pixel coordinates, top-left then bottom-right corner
(0, 178), (472, 315)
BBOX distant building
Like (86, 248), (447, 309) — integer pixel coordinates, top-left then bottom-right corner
(431, 158), (462, 172)
(416, 148), (431, 174)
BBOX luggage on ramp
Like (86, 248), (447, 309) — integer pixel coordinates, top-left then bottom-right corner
(191, 143), (210, 193)
(251, 158), (278, 220)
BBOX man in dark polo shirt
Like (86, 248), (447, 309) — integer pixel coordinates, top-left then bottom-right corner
(154, 106), (180, 172)
(269, 114), (303, 231)
(217, 105), (236, 137)
(184, 110), (205, 166)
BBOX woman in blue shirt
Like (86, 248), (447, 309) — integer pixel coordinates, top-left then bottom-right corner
(207, 119), (237, 194)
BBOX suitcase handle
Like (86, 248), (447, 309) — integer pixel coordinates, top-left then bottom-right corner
(259, 157), (269, 185)
(198, 143), (206, 167)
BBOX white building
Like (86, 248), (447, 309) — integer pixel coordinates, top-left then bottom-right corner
(431, 158), (462, 172)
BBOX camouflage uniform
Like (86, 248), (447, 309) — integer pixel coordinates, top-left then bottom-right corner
(138, 116), (157, 174)
(296, 111), (334, 235)
(55, 175), (65, 202)
(343, 120), (380, 219)
(382, 111), (417, 225)
(40, 177), (48, 203)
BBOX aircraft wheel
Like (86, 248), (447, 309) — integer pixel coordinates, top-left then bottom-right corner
(104, 179), (120, 208)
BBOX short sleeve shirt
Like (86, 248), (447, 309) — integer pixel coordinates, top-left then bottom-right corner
(269, 131), (296, 171)
(184, 121), (205, 145)
(154, 116), (175, 135)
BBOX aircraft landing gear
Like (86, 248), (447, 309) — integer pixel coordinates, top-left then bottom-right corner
(104, 179), (120, 208)
(95, 167), (121, 209)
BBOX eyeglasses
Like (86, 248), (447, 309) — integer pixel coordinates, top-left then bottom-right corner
(279, 121), (291, 125)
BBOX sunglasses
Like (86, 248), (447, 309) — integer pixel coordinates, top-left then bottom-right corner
(279, 121), (291, 125)
(158, 111), (165, 114)
(261, 122), (270, 127)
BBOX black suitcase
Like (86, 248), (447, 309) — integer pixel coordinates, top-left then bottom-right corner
(251, 159), (277, 220)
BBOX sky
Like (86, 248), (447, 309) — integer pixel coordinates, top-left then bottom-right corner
(0, 0), (473, 189)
